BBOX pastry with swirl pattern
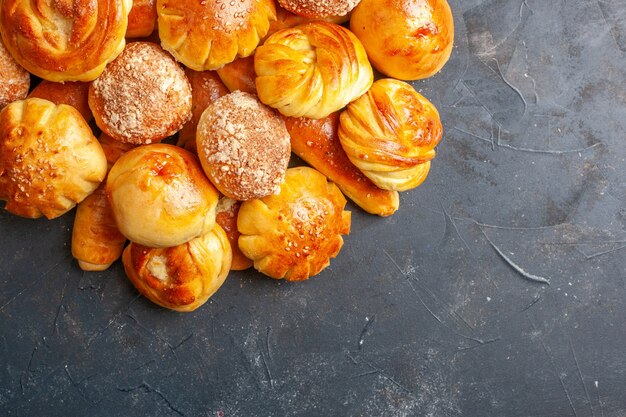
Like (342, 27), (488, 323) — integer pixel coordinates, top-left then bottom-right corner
(0, 0), (131, 81)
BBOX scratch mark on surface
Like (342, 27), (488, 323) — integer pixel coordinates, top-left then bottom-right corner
(595, 380), (605, 417)
(522, 296), (543, 312)
(345, 353), (417, 399)
(594, 0), (620, 50)
(580, 244), (626, 260)
(118, 382), (186, 416)
(482, 230), (551, 285)
(52, 273), (70, 335)
(453, 126), (493, 145)
(259, 345), (274, 389)
(352, 369), (380, 379)
(172, 333), (194, 350)
(496, 141), (600, 155)
(358, 315), (376, 350)
(455, 216), (563, 231)
(569, 337), (594, 417)
(456, 337), (502, 352)
(266, 326), (273, 362)
(492, 58), (527, 117)
(441, 204), (472, 252)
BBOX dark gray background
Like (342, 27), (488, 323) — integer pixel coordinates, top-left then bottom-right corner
(1, 0), (625, 415)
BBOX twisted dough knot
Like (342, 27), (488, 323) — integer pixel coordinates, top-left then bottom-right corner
(338, 79), (442, 192)
(0, 0), (131, 82)
(255, 21), (373, 119)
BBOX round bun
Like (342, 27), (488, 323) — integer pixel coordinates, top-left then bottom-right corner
(338, 79), (442, 191)
(29, 81), (92, 122)
(216, 55), (257, 95)
(122, 225), (231, 312)
(0, 39), (29, 110)
(238, 166), (351, 281)
(89, 42), (192, 145)
(216, 197), (253, 271)
(196, 91), (291, 201)
(255, 21), (373, 119)
(0, 0), (131, 82)
(157, 0), (276, 71)
(127, 0), (157, 38)
(106, 143), (219, 248)
(0, 98), (107, 219)
(350, 0), (454, 80)
(278, 0), (360, 18)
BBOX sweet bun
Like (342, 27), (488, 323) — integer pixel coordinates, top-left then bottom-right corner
(196, 91), (291, 201)
(89, 42), (192, 145)
(127, 0), (157, 38)
(177, 69), (229, 153)
(278, 0), (360, 19)
(157, 0), (276, 71)
(338, 79), (442, 191)
(216, 56), (257, 95)
(0, 0), (131, 81)
(122, 225), (231, 312)
(106, 144), (219, 248)
(350, 0), (454, 80)
(99, 134), (137, 168)
(29, 81), (92, 122)
(285, 113), (399, 217)
(0, 39), (29, 110)
(255, 22), (373, 119)
(238, 166), (351, 281)
(216, 197), (253, 271)
(0, 98), (107, 219)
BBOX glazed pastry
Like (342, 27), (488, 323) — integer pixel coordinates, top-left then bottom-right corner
(157, 0), (276, 71)
(71, 135), (135, 271)
(0, 39), (29, 110)
(29, 81), (92, 122)
(106, 144), (219, 248)
(238, 166), (351, 281)
(216, 56), (257, 95)
(216, 197), (253, 271)
(0, 98), (107, 219)
(122, 225), (231, 312)
(338, 79), (442, 191)
(89, 42), (192, 145)
(127, 0), (157, 38)
(268, 4), (350, 36)
(196, 91), (291, 201)
(0, 0), (131, 81)
(278, 0), (360, 19)
(255, 22), (373, 119)
(177, 69), (229, 153)
(285, 113), (399, 217)
(350, 0), (454, 80)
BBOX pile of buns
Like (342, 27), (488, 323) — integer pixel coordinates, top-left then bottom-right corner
(0, 0), (454, 312)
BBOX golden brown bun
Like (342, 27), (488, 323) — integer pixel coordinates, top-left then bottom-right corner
(216, 56), (257, 95)
(157, 0), (276, 71)
(0, 39), (29, 110)
(89, 42), (192, 145)
(0, 98), (107, 219)
(255, 22), (373, 119)
(338, 79), (442, 191)
(106, 144), (219, 248)
(350, 0), (454, 80)
(196, 91), (291, 201)
(98, 134), (137, 168)
(177, 69), (229, 153)
(278, 0), (359, 19)
(122, 225), (231, 312)
(268, 4), (350, 35)
(285, 113), (399, 217)
(72, 184), (126, 271)
(29, 81), (92, 122)
(127, 0), (157, 38)
(238, 166), (351, 281)
(0, 0), (131, 82)
(216, 197), (253, 271)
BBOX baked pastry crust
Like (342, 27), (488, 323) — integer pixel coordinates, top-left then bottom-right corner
(338, 79), (442, 191)
(350, 0), (454, 80)
(106, 143), (219, 248)
(0, 0), (131, 81)
(123, 225), (232, 312)
(177, 68), (229, 153)
(29, 81), (92, 122)
(216, 197), (253, 271)
(196, 91), (291, 201)
(216, 55), (257, 95)
(127, 0), (157, 38)
(238, 166), (351, 281)
(89, 42), (192, 145)
(255, 21), (373, 119)
(157, 0), (276, 71)
(0, 98), (107, 219)
(278, 0), (359, 19)
(285, 112), (399, 216)
(0, 39), (29, 110)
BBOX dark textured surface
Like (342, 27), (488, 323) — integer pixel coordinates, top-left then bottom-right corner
(2, 0), (626, 416)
